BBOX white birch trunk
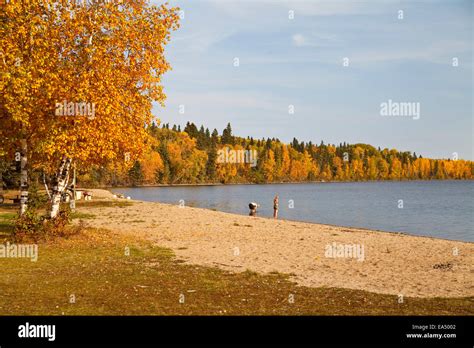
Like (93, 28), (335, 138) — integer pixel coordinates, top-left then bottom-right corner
(50, 156), (72, 219)
(70, 163), (76, 210)
(43, 172), (51, 201)
(19, 140), (28, 215)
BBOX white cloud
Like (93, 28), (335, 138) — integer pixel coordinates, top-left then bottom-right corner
(292, 33), (306, 47)
(291, 32), (341, 48)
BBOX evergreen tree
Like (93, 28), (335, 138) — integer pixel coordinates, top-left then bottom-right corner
(265, 138), (272, 149)
(211, 129), (219, 144)
(197, 125), (207, 150)
(184, 122), (198, 139)
(128, 161), (144, 186)
(292, 137), (299, 149)
(221, 123), (234, 145)
(206, 145), (217, 180)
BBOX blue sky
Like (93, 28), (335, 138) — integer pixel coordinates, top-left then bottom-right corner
(151, 0), (472, 160)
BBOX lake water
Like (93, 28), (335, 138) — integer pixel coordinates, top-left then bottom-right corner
(112, 181), (474, 242)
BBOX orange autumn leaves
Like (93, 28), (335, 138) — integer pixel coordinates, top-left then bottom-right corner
(0, 0), (180, 173)
(85, 123), (473, 187)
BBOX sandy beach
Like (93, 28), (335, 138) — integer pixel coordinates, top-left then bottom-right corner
(79, 189), (474, 298)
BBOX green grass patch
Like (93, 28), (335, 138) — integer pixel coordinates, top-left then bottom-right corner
(0, 212), (18, 221)
(71, 212), (96, 220)
(0, 228), (472, 316)
(0, 210), (16, 238)
(75, 200), (134, 208)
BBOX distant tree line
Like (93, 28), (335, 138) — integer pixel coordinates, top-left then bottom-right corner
(72, 121), (473, 187)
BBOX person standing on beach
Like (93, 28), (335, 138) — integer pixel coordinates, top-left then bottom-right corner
(273, 195), (279, 219)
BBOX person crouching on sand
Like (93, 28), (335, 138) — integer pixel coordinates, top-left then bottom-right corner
(249, 202), (259, 216)
(273, 195), (279, 219)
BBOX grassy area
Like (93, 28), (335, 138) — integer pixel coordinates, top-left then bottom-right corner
(71, 211), (96, 220)
(0, 222), (472, 315)
(75, 200), (134, 208)
(0, 199), (125, 233)
(0, 210), (15, 238)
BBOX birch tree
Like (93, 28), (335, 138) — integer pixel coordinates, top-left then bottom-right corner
(0, 0), (179, 217)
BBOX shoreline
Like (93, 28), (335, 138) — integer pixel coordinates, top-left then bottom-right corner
(101, 188), (472, 245)
(79, 190), (474, 298)
(113, 191), (473, 245)
(94, 178), (473, 189)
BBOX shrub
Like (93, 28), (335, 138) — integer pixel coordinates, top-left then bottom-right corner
(13, 205), (82, 243)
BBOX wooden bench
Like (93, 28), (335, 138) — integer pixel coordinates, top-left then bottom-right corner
(12, 195), (21, 204)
